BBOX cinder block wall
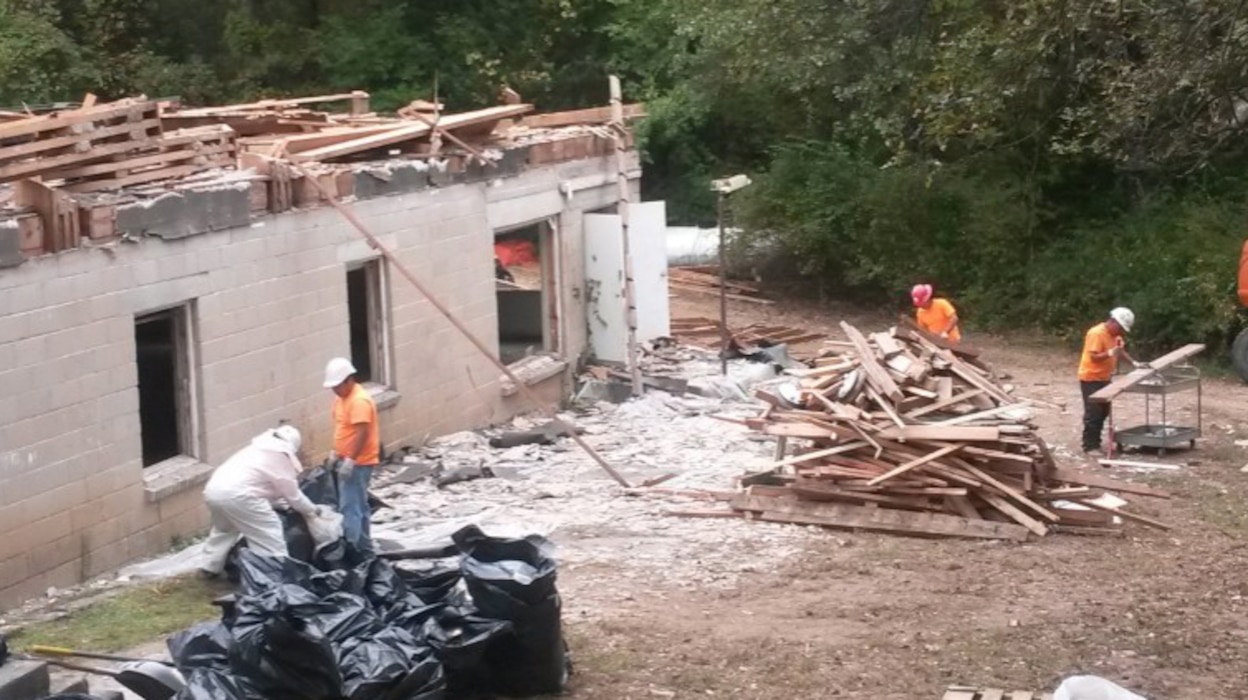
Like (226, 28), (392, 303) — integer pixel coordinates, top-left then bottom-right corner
(0, 152), (635, 607)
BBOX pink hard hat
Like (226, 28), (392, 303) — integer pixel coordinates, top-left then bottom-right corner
(911, 284), (933, 307)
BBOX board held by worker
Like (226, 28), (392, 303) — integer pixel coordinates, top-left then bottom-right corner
(324, 356), (381, 554)
(1078, 307), (1146, 455)
(911, 284), (962, 344)
(198, 424), (325, 577)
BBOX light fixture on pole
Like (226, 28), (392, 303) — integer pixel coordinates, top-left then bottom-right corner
(710, 174), (752, 376)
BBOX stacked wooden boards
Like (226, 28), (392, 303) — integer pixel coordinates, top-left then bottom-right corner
(670, 317), (825, 351)
(668, 265), (770, 304)
(727, 320), (1172, 540)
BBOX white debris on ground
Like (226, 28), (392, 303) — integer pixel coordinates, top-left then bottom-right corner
(371, 355), (826, 616)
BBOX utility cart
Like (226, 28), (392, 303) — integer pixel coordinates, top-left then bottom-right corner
(1114, 363), (1202, 455)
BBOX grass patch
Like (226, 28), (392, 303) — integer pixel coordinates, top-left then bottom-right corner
(9, 576), (226, 653)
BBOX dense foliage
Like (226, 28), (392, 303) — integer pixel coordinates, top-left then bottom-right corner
(3, 0), (1246, 352)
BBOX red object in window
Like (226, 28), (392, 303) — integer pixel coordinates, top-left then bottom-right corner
(495, 239), (538, 267)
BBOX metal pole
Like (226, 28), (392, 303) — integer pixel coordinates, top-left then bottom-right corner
(289, 162), (631, 488)
(609, 75), (643, 397)
(718, 190), (729, 376)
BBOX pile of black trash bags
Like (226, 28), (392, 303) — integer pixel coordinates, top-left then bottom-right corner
(169, 465), (568, 700)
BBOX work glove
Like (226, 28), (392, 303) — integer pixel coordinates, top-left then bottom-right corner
(1134, 360), (1151, 370)
(1108, 347), (1121, 358)
(337, 458), (356, 479)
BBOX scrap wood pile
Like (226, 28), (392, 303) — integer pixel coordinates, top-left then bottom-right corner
(0, 89), (644, 195)
(720, 318), (1172, 541)
(668, 264), (771, 304)
(0, 97), (236, 192)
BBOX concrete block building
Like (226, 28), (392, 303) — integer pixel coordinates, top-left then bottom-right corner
(0, 121), (646, 607)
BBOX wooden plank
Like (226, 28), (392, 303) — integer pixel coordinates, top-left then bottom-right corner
(877, 425), (1000, 441)
(732, 494), (1030, 541)
(0, 114), (160, 164)
(520, 103), (647, 128)
(933, 403), (1030, 426)
(1049, 466), (1171, 499)
(959, 462), (1058, 522)
(670, 281), (776, 304)
(897, 313), (983, 358)
(757, 422), (838, 440)
(867, 443), (964, 485)
(169, 91), (368, 117)
(941, 691), (977, 700)
(292, 104), (533, 162)
(979, 491), (1048, 537)
(980, 691), (1005, 700)
(872, 332), (904, 357)
(62, 163), (208, 192)
(904, 389), (985, 418)
(1070, 498), (1172, 530)
(840, 321), (904, 402)
(1089, 343), (1206, 403)
(766, 442), (869, 469)
(1097, 458), (1181, 471)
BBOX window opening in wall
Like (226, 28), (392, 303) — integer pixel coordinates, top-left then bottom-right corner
(346, 259), (393, 388)
(494, 221), (559, 365)
(135, 304), (198, 467)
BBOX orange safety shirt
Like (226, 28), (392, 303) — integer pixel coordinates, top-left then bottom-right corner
(1078, 322), (1122, 382)
(916, 298), (962, 344)
(333, 383), (380, 465)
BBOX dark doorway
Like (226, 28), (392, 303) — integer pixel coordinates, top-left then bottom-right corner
(347, 265), (374, 383)
(135, 311), (181, 466)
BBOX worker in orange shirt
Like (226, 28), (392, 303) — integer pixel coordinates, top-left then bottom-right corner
(1078, 307), (1145, 454)
(323, 357), (381, 553)
(911, 284), (962, 344)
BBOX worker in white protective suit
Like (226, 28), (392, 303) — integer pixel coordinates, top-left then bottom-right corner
(199, 425), (322, 576)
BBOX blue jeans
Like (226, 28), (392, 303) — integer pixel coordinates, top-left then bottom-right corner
(339, 464), (375, 553)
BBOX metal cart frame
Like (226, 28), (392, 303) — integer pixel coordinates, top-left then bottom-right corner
(1114, 363), (1202, 455)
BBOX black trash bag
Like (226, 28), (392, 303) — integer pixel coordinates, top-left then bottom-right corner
(422, 615), (514, 697)
(453, 526), (567, 697)
(235, 550), (321, 596)
(382, 594), (445, 635)
(395, 564), (462, 604)
(308, 592), (384, 643)
(229, 584), (343, 700)
(313, 536), (372, 573)
(299, 464), (340, 506)
(167, 621), (232, 672)
(173, 668), (257, 700)
(279, 509), (316, 563)
(305, 567), (366, 599)
(360, 557), (408, 610)
(222, 539), (248, 585)
(337, 627), (444, 700)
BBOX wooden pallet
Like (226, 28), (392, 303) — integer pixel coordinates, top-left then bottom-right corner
(57, 124), (237, 192)
(942, 687), (1054, 700)
(0, 99), (161, 183)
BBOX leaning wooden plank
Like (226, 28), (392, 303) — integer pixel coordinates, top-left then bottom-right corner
(732, 494), (1030, 542)
(520, 103), (647, 129)
(876, 425), (1000, 441)
(1049, 466), (1171, 499)
(959, 462), (1059, 522)
(867, 443), (964, 486)
(840, 321), (904, 402)
(1070, 498), (1173, 530)
(978, 492), (1048, 537)
(1089, 343), (1206, 402)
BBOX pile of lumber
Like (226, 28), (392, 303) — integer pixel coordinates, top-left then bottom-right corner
(0, 98), (162, 184)
(668, 265), (769, 304)
(671, 317), (825, 352)
(723, 319), (1171, 540)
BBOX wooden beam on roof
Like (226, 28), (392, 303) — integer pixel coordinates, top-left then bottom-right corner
(520, 103), (647, 129)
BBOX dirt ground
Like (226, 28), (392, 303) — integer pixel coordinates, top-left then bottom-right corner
(559, 293), (1248, 699)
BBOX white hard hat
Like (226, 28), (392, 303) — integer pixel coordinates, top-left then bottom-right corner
(273, 424), (302, 453)
(323, 357), (357, 388)
(1109, 307), (1135, 333)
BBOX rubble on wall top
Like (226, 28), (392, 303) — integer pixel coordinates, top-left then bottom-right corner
(0, 90), (644, 265)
